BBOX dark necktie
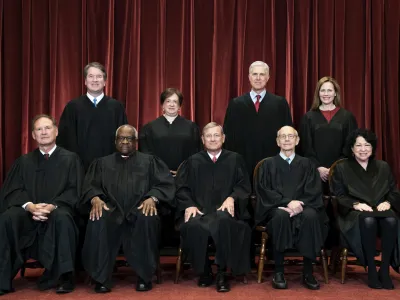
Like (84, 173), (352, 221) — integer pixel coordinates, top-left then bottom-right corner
(212, 156), (217, 163)
(255, 95), (261, 112)
(44, 154), (49, 160)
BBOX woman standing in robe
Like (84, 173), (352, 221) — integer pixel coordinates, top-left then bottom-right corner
(139, 88), (202, 176)
(330, 129), (400, 289)
(300, 76), (358, 192)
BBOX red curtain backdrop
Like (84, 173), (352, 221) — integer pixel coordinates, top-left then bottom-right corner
(0, 0), (399, 184)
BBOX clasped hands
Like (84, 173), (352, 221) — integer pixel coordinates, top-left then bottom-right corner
(26, 203), (56, 222)
(278, 200), (304, 217)
(353, 201), (390, 212)
(89, 196), (157, 221)
(184, 197), (235, 223)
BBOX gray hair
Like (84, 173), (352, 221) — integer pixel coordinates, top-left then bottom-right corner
(116, 125), (138, 139)
(249, 61), (270, 75)
(277, 126), (298, 137)
(202, 122), (224, 135)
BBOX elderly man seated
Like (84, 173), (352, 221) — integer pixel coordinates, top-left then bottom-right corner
(80, 125), (175, 293)
(0, 114), (83, 295)
(255, 126), (328, 290)
(175, 122), (252, 292)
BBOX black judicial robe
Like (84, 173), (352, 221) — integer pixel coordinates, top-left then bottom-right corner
(255, 155), (328, 258)
(330, 159), (400, 269)
(57, 95), (128, 170)
(0, 147), (83, 291)
(139, 115), (202, 171)
(299, 108), (358, 168)
(175, 150), (252, 275)
(80, 152), (175, 286)
(223, 92), (292, 178)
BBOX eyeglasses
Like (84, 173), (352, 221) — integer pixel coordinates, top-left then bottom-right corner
(278, 134), (297, 140)
(116, 136), (136, 142)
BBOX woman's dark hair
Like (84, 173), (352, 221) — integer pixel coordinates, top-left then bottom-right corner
(160, 88), (183, 106)
(345, 128), (377, 159)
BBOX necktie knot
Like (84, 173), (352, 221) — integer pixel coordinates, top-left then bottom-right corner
(255, 95), (261, 112)
(44, 154), (49, 160)
(93, 98), (97, 107)
(212, 156), (217, 163)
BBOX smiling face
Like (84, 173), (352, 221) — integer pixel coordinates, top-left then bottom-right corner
(162, 93), (180, 116)
(32, 117), (58, 147)
(248, 66), (269, 93)
(115, 126), (136, 155)
(85, 66), (106, 95)
(352, 136), (373, 163)
(319, 81), (336, 106)
(276, 126), (299, 152)
(202, 125), (225, 152)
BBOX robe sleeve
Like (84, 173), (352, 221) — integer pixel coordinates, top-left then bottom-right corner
(385, 163), (400, 213)
(223, 100), (237, 152)
(138, 123), (154, 155)
(80, 159), (107, 213)
(255, 160), (292, 224)
(299, 114), (320, 167)
(283, 97), (293, 126)
(229, 155), (251, 220)
(191, 123), (203, 153)
(341, 112), (358, 158)
(143, 156), (176, 205)
(0, 158), (33, 212)
(52, 155), (84, 210)
(57, 103), (78, 153)
(175, 159), (197, 216)
(330, 163), (360, 214)
(297, 162), (324, 208)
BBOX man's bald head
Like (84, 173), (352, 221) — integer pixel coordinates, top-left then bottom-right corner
(277, 126), (298, 137)
(276, 126), (299, 152)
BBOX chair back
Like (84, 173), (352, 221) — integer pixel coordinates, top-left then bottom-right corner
(328, 158), (347, 219)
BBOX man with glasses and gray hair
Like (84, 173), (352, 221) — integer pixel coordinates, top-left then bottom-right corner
(254, 126), (328, 290)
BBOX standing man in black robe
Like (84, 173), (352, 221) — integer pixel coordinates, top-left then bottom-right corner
(223, 60), (293, 182)
(80, 125), (175, 293)
(255, 126), (328, 290)
(57, 62), (128, 171)
(175, 122), (252, 293)
(0, 114), (83, 296)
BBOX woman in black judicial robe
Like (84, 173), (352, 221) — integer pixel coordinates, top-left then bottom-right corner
(139, 88), (202, 173)
(300, 76), (358, 192)
(330, 129), (400, 289)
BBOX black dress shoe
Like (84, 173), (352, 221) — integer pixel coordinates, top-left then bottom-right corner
(198, 272), (213, 287)
(378, 269), (393, 290)
(94, 282), (111, 293)
(302, 274), (320, 290)
(0, 290), (8, 296)
(216, 273), (230, 292)
(136, 277), (152, 292)
(56, 272), (75, 294)
(272, 272), (287, 289)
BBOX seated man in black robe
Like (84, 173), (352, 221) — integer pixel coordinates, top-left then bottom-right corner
(0, 114), (83, 296)
(80, 125), (175, 293)
(175, 122), (252, 292)
(255, 126), (328, 290)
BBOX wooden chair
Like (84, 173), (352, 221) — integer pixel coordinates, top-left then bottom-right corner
(328, 158), (381, 284)
(254, 157), (329, 284)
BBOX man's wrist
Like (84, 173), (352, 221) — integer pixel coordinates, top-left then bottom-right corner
(150, 196), (159, 204)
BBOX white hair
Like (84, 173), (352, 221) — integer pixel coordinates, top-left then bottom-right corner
(116, 125), (138, 139)
(249, 61), (270, 75)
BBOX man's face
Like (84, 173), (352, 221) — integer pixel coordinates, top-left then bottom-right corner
(248, 66), (269, 92)
(276, 126), (299, 152)
(32, 117), (58, 147)
(201, 126), (225, 152)
(85, 67), (106, 95)
(115, 127), (136, 155)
